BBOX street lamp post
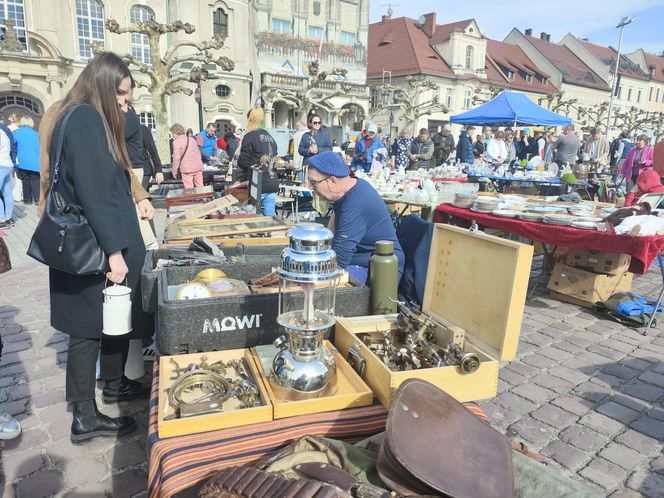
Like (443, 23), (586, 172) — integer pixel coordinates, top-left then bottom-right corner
(605, 16), (635, 137)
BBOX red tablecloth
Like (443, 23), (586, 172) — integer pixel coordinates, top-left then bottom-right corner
(435, 204), (664, 274)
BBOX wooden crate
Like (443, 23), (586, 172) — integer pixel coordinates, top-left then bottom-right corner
(157, 348), (273, 438)
(163, 215), (291, 246)
(335, 223), (533, 407)
(251, 341), (373, 419)
(168, 195), (239, 225)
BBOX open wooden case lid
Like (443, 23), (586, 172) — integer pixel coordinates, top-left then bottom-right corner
(422, 224), (533, 362)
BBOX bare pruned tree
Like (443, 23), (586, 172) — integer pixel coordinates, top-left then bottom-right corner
(93, 18), (235, 158)
(371, 76), (447, 132)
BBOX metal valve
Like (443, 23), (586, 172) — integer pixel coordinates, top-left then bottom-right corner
(458, 352), (481, 373)
(273, 335), (288, 350)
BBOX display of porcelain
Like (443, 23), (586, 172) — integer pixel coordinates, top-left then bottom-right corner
(570, 220), (599, 230)
(542, 214), (575, 226)
(518, 213), (543, 222)
(526, 204), (566, 213)
(492, 209), (522, 218)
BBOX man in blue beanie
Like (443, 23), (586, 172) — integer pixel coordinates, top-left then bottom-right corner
(307, 151), (404, 284)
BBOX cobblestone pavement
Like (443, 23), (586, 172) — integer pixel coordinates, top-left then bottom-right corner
(1, 205), (663, 497)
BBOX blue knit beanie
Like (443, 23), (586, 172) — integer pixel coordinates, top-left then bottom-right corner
(307, 151), (350, 177)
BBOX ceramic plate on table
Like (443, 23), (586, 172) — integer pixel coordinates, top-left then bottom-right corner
(470, 206), (494, 213)
(570, 220), (599, 230)
(546, 162), (559, 177)
(519, 213), (542, 222)
(526, 205), (566, 213)
(543, 214), (574, 225)
(492, 209), (522, 218)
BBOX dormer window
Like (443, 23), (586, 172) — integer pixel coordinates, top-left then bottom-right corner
(525, 74), (533, 83)
(465, 46), (473, 69)
(540, 76), (548, 85)
(507, 70), (515, 80)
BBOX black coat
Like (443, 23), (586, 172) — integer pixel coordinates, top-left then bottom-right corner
(48, 105), (151, 339)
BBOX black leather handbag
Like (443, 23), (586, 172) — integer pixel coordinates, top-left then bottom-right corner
(27, 106), (108, 275)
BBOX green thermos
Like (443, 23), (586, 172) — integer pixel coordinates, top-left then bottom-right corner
(370, 240), (398, 314)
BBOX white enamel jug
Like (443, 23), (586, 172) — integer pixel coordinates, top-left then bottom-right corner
(102, 280), (133, 336)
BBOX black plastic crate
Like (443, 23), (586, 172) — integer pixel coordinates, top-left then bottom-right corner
(156, 264), (370, 355)
(141, 244), (285, 313)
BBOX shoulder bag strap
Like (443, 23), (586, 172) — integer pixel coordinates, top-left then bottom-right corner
(51, 104), (82, 189)
(178, 136), (190, 170)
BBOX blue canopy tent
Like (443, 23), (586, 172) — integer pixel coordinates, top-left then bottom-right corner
(450, 91), (572, 127)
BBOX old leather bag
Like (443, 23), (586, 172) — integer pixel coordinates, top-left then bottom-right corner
(27, 106), (108, 275)
(376, 379), (514, 498)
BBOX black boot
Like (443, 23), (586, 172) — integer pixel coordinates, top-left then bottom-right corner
(70, 399), (136, 443)
(102, 376), (151, 404)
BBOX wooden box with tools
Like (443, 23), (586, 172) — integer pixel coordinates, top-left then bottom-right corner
(157, 348), (273, 438)
(547, 262), (633, 306)
(335, 224), (533, 406)
(250, 342), (374, 419)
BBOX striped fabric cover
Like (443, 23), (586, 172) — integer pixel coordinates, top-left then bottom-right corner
(147, 364), (488, 498)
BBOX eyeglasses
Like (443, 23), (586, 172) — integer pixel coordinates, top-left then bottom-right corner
(312, 121), (321, 125)
(308, 176), (330, 188)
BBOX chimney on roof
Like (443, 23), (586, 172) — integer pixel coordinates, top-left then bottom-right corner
(381, 14), (391, 22)
(540, 32), (547, 40)
(546, 34), (551, 42)
(525, 28), (533, 36)
(422, 12), (436, 38)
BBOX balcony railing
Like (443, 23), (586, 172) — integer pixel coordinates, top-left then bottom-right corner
(262, 73), (368, 97)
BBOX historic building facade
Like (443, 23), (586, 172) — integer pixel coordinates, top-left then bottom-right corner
(254, 0), (369, 131)
(0, 0), (255, 137)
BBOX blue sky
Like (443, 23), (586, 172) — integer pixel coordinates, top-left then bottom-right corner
(368, 0), (664, 55)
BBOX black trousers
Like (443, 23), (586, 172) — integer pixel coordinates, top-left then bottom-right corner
(65, 336), (129, 401)
(17, 169), (40, 203)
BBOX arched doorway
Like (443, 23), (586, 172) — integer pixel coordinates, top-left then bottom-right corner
(340, 103), (365, 133)
(0, 93), (44, 128)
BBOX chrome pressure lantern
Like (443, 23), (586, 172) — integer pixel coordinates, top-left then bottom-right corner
(270, 223), (341, 400)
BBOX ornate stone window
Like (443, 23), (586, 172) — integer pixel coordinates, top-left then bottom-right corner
(130, 4), (154, 64)
(0, 0), (26, 49)
(76, 0), (104, 58)
(465, 46), (473, 70)
(213, 8), (228, 37)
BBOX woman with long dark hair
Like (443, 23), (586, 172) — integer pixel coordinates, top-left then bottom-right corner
(47, 52), (151, 443)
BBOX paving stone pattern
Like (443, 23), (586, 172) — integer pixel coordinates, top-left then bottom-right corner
(1, 207), (664, 496)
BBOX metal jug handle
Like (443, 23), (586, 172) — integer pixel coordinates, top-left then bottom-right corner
(105, 275), (128, 288)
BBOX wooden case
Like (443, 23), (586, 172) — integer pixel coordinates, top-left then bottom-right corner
(157, 348), (273, 438)
(335, 223), (533, 406)
(251, 341), (374, 419)
(163, 215), (291, 246)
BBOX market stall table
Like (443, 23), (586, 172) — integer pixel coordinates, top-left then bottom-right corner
(146, 362), (388, 498)
(434, 204), (664, 275)
(467, 174), (591, 198)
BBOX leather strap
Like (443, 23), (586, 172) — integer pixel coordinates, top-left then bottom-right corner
(511, 441), (549, 465)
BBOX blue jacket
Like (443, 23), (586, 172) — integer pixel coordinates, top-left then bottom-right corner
(455, 131), (473, 164)
(333, 178), (404, 276)
(197, 131), (217, 160)
(298, 129), (333, 165)
(13, 126), (40, 172)
(351, 136), (386, 173)
(0, 123), (16, 167)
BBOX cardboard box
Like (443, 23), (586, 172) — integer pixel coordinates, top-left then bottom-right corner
(335, 224), (534, 406)
(547, 262), (633, 305)
(157, 348), (273, 438)
(565, 249), (631, 275)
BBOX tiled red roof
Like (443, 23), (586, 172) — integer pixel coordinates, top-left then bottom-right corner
(367, 16), (454, 79)
(644, 52), (664, 83)
(579, 39), (648, 80)
(485, 39), (558, 94)
(526, 35), (610, 91)
(430, 19), (474, 45)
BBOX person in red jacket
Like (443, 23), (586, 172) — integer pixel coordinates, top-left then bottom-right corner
(624, 169), (664, 207)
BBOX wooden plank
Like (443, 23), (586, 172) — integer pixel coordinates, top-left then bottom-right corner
(169, 195), (239, 224)
(164, 216), (289, 241)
